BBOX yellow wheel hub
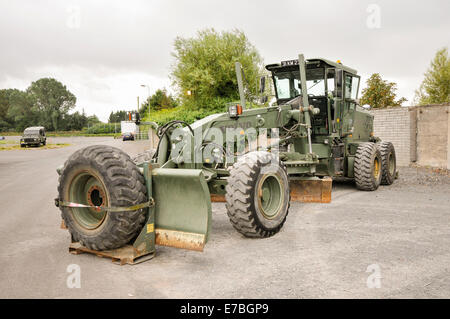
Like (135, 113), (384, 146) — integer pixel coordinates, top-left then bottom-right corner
(373, 157), (380, 179)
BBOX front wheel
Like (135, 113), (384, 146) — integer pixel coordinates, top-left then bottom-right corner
(225, 151), (290, 238)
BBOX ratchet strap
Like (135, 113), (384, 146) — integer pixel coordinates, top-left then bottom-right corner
(54, 198), (155, 212)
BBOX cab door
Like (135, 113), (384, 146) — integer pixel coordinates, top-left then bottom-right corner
(342, 73), (360, 137)
(326, 68), (344, 135)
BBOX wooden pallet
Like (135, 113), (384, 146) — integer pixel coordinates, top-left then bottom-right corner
(69, 242), (155, 265)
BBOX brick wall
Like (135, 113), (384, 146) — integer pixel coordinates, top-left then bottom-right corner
(370, 107), (411, 166)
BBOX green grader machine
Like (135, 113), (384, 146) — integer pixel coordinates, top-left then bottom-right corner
(55, 54), (397, 264)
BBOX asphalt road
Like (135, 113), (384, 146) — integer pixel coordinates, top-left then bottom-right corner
(0, 136), (449, 298)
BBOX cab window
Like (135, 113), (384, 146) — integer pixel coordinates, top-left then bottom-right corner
(273, 76), (291, 99)
(273, 68), (325, 101)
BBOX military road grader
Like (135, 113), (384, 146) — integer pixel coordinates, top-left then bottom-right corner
(55, 54), (396, 264)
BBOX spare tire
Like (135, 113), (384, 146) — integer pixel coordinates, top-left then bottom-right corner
(57, 145), (147, 250)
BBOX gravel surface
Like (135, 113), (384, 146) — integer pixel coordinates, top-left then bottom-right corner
(0, 137), (449, 299)
(394, 166), (450, 187)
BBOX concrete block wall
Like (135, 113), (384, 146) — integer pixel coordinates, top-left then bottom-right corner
(370, 107), (411, 166)
(414, 104), (450, 169)
(370, 104), (450, 169)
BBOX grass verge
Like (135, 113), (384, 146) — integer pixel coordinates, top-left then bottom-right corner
(0, 143), (71, 151)
(0, 140), (18, 144)
(0, 131), (121, 138)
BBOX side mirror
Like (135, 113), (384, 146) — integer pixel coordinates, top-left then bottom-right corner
(259, 76), (266, 94)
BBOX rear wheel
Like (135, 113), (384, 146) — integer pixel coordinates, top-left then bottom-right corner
(225, 151), (290, 238)
(57, 145), (147, 250)
(354, 142), (382, 191)
(377, 141), (396, 185)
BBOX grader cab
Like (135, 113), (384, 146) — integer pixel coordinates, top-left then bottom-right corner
(55, 54), (397, 264)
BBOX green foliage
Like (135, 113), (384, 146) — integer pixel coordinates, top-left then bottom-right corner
(146, 89), (178, 112)
(0, 89), (17, 131)
(108, 110), (128, 123)
(61, 111), (88, 131)
(144, 96), (233, 125)
(360, 73), (407, 108)
(87, 115), (101, 126)
(84, 122), (120, 134)
(27, 78), (76, 131)
(139, 89), (178, 118)
(415, 47), (450, 105)
(171, 28), (263, 109)
(7, 89), (39, 132)
(1, 78), (77, 132)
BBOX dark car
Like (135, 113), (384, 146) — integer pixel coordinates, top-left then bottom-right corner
(20, 126), (46, 147)
(122, 132), (135, 141)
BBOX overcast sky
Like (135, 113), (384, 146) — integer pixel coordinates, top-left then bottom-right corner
(0, 0), (449, 121)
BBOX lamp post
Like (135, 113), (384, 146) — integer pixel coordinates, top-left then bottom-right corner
(140, 84), (152, 146)
(140, 84), (151, 119)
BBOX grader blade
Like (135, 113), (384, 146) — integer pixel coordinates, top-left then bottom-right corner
(289, 177), (332, 203)
(152, 168), (212, 251)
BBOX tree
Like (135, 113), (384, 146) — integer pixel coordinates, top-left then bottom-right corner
(108, 110), (128, 123)
(62, 111), (88, 131)
(87, 115), (101, 126)
(171, 28), (263, 108)
(360, 73), (407, 108)
(7, 89), (39, 132)
(415, 47), (450, 105)
(142, 89), (178, 113)
(0, 89), (15, 131)
(27, 78), (76, 131)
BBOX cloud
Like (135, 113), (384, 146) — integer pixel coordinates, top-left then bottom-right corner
(0, 0), (449, 120)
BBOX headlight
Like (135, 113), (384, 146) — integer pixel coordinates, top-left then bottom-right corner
(212, 148), (223, 162)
